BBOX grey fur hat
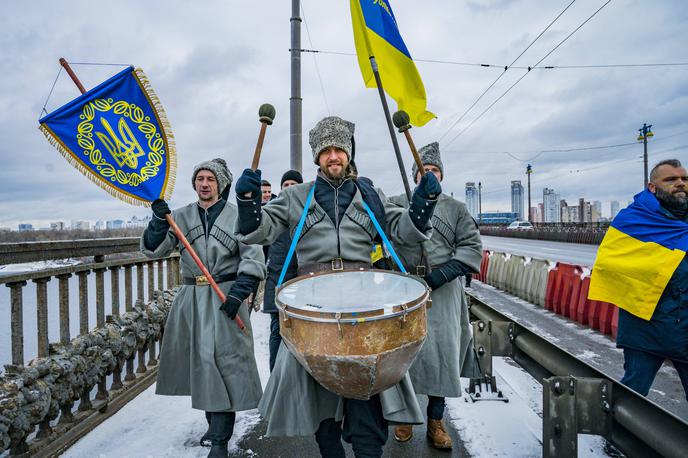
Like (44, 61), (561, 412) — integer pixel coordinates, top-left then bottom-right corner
(412, 142), (443, 181)
(309, 116), (355, 164)
(192, 158), (232, 194)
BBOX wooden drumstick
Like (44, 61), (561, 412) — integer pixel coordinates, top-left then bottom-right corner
(392, 110), (425, 178)
(251, 103), (276, 171)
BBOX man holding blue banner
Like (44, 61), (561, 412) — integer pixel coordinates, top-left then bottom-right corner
(590, 159), (688, 399)
(141, 158), (266, 458)
(234, 116), (441, 458)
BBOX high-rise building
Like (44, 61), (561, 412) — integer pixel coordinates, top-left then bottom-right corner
(50, 221), (65, 231)
(543, 188), (561, 222)
(71, 220), (90, 230)
(610, 201), (620, 220)
(465, 182), (479, 219)
(592, 201), (602, 219)
(510, 180), (525, 220)
(106, 220), (124, 229)
(18, 223), (34, 232)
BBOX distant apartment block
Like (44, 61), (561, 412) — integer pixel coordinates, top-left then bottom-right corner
(465, 182), (479, 219)
(610, 201), (620, 220)
(18, 223), (34, 232)
(106, 220), (124, 230)
(543, 188), (561, 223)
(510, 180), (525, 220)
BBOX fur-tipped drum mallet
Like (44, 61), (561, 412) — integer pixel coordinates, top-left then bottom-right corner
(392, 110), (425, 178)
(251, 103), (276, 171)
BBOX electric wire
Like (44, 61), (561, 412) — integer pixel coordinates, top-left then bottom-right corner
(444, 0), (613, 147)
(39, 67), (63, 118)
(437, 0), (577, 142)
(67, 62), (131, 67)
(301, 4), (331, 115)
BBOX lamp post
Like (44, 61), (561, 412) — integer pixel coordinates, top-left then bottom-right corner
(478, 181), (482, 224)
(637, 123), (654, 187)
(526, 164), (533, 222)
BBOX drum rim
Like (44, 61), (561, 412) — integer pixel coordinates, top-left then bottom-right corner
(275, 269), (430, 323)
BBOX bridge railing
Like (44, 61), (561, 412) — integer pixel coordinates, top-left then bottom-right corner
(479, 224), (608, 244)
(0, 237), (180, 456)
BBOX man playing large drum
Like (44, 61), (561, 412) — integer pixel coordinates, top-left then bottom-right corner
(233, 116), (442, 458)
(389, 142), (483, 450)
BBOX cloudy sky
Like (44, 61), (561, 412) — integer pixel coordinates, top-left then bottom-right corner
(1, 0), (686, 229)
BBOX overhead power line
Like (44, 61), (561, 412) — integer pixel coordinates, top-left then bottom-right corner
(301, 3), (331, 115)
(437, 0), (577, 143)
(444, 0), (613, 147)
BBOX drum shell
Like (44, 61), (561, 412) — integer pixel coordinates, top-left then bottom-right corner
(277, 271), (428, 400)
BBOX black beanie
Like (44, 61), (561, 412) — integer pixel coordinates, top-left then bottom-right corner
(281, 170), (303, 187)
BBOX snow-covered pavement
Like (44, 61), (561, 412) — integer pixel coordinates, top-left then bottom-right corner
(65, 310), (608, 457)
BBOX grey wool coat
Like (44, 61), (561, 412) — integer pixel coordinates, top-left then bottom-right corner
(235, 180), (429, 436)
(141, 202), (266, 412)
(389, 193), (483, 398)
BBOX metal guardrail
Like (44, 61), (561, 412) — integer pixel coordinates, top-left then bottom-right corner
(0, 239), (180, 456)
(479, 226), (606, 244)
(467, 293), (688, 458)
(0, 237), (140, 265)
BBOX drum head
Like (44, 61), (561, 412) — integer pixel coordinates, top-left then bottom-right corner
(276, 270), (426, 314)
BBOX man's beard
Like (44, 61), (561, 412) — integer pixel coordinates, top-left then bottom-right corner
(323, 163), (349, 181)
(655, 186), (688, 217)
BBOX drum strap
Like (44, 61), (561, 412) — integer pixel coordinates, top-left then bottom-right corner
(360, 200), (407, 274)
(278, 185), (316, 287)
(277, 184), (407, 288)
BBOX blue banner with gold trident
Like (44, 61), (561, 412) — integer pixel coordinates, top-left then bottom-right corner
(39, 66), (176, 205)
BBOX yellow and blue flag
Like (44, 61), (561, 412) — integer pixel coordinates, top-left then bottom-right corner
(39, 66), (176, 205)
(589, 189), (688, 320)
(350, 0), (435, 126)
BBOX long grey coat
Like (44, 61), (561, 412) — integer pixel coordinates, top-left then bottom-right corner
(390, 193), (483, 397)
(141, 201), (266, 412)
(235, 180), (429, 436)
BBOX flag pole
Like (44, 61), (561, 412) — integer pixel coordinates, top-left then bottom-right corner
(369, 56), (413, 200)
(56, 58), (248, 333)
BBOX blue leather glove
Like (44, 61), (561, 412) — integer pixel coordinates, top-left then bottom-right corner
(415, 173), (441, 200)
(220, 295), (243, 320)
(235, 168), (262, 197)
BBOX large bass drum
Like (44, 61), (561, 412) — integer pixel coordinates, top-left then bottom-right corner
(275, 269), (429, 400)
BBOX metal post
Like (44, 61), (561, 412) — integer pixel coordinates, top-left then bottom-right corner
(527, 164), (533, 223)
(34, 278), (50, 358)
(638, 123), (652, 187)
(370, 57), (412, 199)
(124, 264), (133, 311)
(77, 271), (89, 335)
(478, 181), (482, 224)
(110, 266), (120, 317)
(95, 268), (106, 327)
(290, 0), (303, 173)
(8, 281), (27, 366)
(57, 274), (71, 345)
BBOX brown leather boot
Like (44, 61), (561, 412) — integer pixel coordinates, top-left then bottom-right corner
(394, 424), (413, 442)
(427, 419), (452, 450)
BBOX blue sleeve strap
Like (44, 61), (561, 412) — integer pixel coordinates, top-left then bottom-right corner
(277, 185), (315, 288)
(361, 201), (407, 274)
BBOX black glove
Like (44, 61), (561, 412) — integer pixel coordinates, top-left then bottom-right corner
(424, 269), (448, 290)
(414, 173), (441, 200)
(220, 295), (243, 320)
(235, 168), (262, 197)
(151, 199), (171, 219)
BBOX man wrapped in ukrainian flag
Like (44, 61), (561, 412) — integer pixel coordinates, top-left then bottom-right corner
(590, 159), (688, 399)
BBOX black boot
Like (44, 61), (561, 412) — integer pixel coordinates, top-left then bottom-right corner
(315, 418), (345, 458)
(207, 412), (236, 458)
(200, 411), (212, 447)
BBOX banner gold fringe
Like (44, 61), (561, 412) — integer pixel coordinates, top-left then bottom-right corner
(38, 124), (148, 206)
(38, 67), (177, 208)
(134, 68), (177, 202)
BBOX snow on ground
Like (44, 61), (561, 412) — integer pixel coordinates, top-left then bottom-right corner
(447, 357), (607, 458)
(0, 259), (83, 275)
(64, 311), (272, 458)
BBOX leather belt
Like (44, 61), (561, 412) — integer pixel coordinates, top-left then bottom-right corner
(298, 258), (370, 276)
(182, 272), (238, 286)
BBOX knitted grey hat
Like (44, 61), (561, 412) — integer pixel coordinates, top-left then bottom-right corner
(309, 116), (355, 164)
(192, 158), (232, 194)
(412, 142), (443, 181)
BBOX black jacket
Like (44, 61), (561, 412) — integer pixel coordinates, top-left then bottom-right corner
(263, 230), (298, 313)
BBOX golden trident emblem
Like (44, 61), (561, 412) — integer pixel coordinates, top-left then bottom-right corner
(96, 116), (145, 169)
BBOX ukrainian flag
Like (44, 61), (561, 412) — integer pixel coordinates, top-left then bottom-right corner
(589, 189), (688, 320)
(350, 0), (435, 126)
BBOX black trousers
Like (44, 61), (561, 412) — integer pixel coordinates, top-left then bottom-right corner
(269, 313), (282, 372)
(427, 395), (445, 420)
(315, 395), (388, 458)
